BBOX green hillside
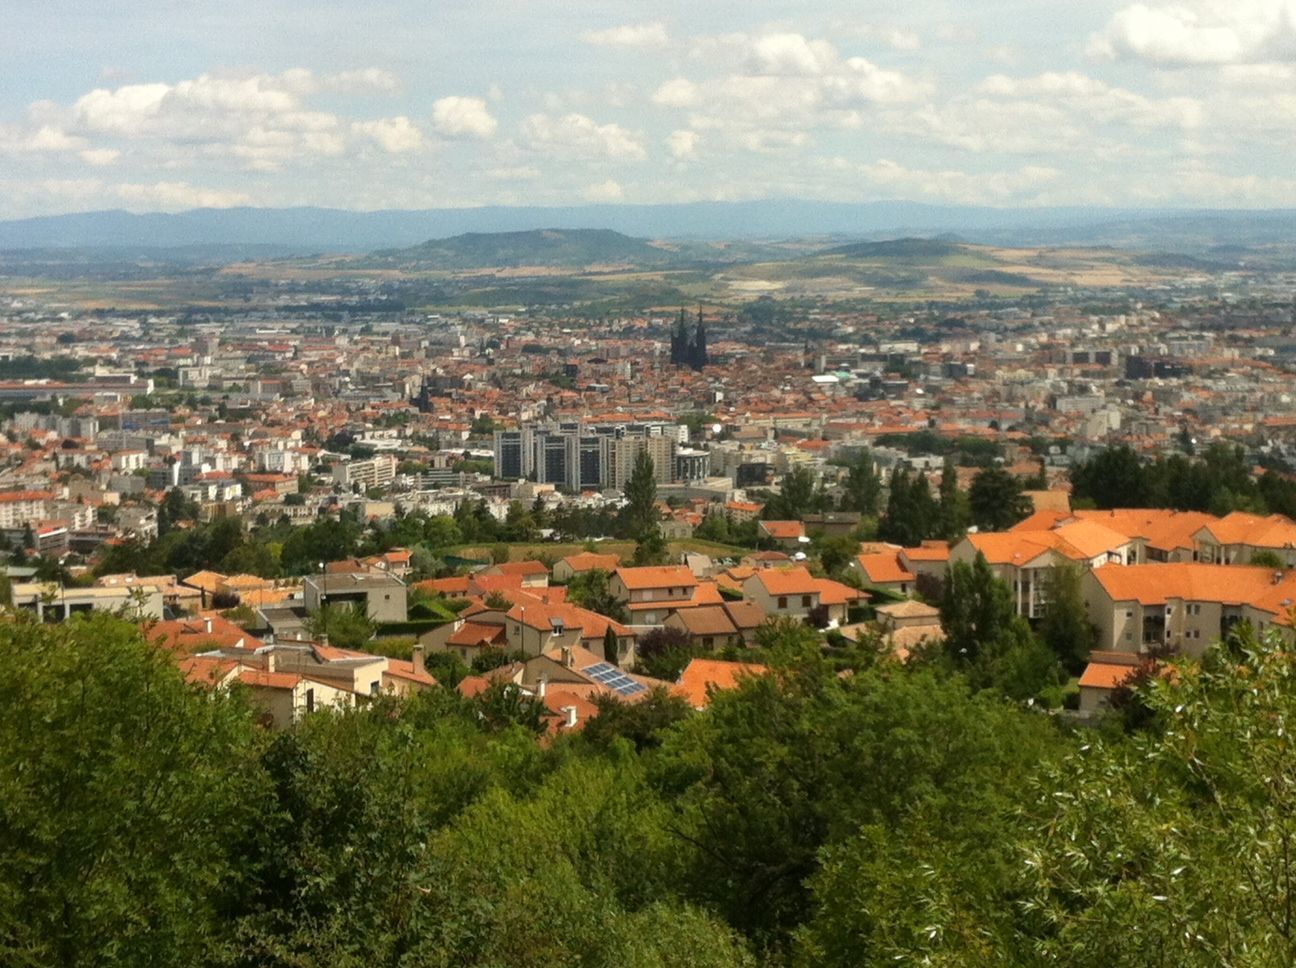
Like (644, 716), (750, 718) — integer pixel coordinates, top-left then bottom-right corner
(371, 228), (681, 269)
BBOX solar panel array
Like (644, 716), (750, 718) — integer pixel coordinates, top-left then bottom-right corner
(582, 661), (648, 697)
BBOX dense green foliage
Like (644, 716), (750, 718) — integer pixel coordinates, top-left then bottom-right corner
(1071, 442), (1296, 516)
(8, 612), (1296, 965)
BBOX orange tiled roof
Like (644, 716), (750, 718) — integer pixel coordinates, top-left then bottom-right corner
(673, 658), (768, 709)
(1090, 562), (1285, 606)
(856, 552), (915, 585)
(613, 565), (698, 591)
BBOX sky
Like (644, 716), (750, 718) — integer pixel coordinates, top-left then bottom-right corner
(3, 0), (1296, 217)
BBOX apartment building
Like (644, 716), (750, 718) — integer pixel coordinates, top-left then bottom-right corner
(332, 454), (397, 490)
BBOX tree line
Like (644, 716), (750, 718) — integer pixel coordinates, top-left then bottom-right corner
(3, 611), (1295, 966)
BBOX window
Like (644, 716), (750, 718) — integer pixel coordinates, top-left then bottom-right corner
(778, 596), (788, 609)
(306, 688), (315, 713)
(370, 680), (380, 695)
(802, 595), (812, 608)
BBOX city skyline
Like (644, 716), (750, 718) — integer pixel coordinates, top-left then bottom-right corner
(4, 1), (1296, 218)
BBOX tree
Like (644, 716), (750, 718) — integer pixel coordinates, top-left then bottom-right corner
(483, 590), (512, 610)
(633, 526), (669, 566)
(840, 450), (881, 516)
(624, 452), (668, 566)
(657, 654), (1065, 954)
(878, 468), (938, 546)
(816, 534), (859, 577)
(581, 687), (692, 752)
(968, 466), (1032, 532)
(1019, 628), (1296, 965)
(1069, 445), (1149, 509)
(767, 465), (817, 521)
(1037, 563), (1095, 673)
(602, 625), (620, 666)
(566, 569), (628, 623)
(304, 602), (375, 649)
(939, 553), (1060, 700)
(1249, 549), (1285, 569)
(938, 455), (971, 540)
(623, 448), (660, 540)
(0, 614), (267, 965)
(635, 626), (697, 681)
(470, 680), (545, 734)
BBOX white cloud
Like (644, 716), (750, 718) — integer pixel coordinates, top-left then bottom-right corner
(0, 68), (415, 173)
(583, 178), (624, 201)
(352, 116), (424, 153)
(652, 78), (700, 108)
(0, 124), (86, 153)
(114, 180), (253, 210)
(327, 68), (402, 93)
(1092, 1), (1296, 66)
(747, 32), (838, 75)
(79, 147), (120, 166)
(581, 22), (669, 49)
(431, 96), (497, 138)
(860, 157), (1061, 203)
(485, 165), (541, 181)
(666, 129), (699, 159)
(739, 128), (808, 152)
(662, 31), (928, 151)
(887, 29), (921, 52)
(521, 112), (646, 159)
(977, 71), (1204, 127)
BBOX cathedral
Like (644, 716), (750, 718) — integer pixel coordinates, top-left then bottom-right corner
(669, 307), (708, 371)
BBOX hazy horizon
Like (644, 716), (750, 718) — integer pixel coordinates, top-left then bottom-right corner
(4, 2), (1296, 220)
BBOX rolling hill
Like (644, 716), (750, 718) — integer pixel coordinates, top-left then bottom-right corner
(368, 228), (682, 269)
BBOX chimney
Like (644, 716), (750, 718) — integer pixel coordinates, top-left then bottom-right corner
(561, 645), (573, 668)
(561, 705), (577, 729)
(536, 673), (547, 699)
(203, 616), (212, 634)
(412, 643), (425, 677)
(265, 649), (276, 674)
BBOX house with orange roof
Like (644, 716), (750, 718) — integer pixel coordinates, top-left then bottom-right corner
(1068, 509), (1216, 564)
(742, 566), (860, 623)
(854, 551), (916, 596)
(480, 558), (550, 588)
(664, 605), (742, 650)
(898, 540), (950, 584)
(1193, 511), (1296, 567)
(951, 519), (1133, 618)
(552, 550), (621, 583)
(1076, 651), (1142, 716)
(420, 589), (636, 664)
(1083, 562), (1295, 657)
(147, 613), (261, 654)
(757, 519), (807, 549)
(673, 658), (768, 709)
(608, 565), (698, 624)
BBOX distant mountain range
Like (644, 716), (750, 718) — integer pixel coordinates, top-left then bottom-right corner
(2, 200), (1296, 256)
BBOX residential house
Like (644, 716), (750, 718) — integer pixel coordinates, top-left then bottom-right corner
(1193, 511), (1296, 566)
(552, 551), (621, 583)
(950, 518), (1133, 618)
(854, 551), (916, 596)
(303, 571), (408, 623)
(609, 565), (699, 625)
(1083, 562), (1295, 658)
(673, 658), (768, 709)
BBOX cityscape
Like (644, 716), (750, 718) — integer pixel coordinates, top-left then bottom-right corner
(5, 1), (1296, 964)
